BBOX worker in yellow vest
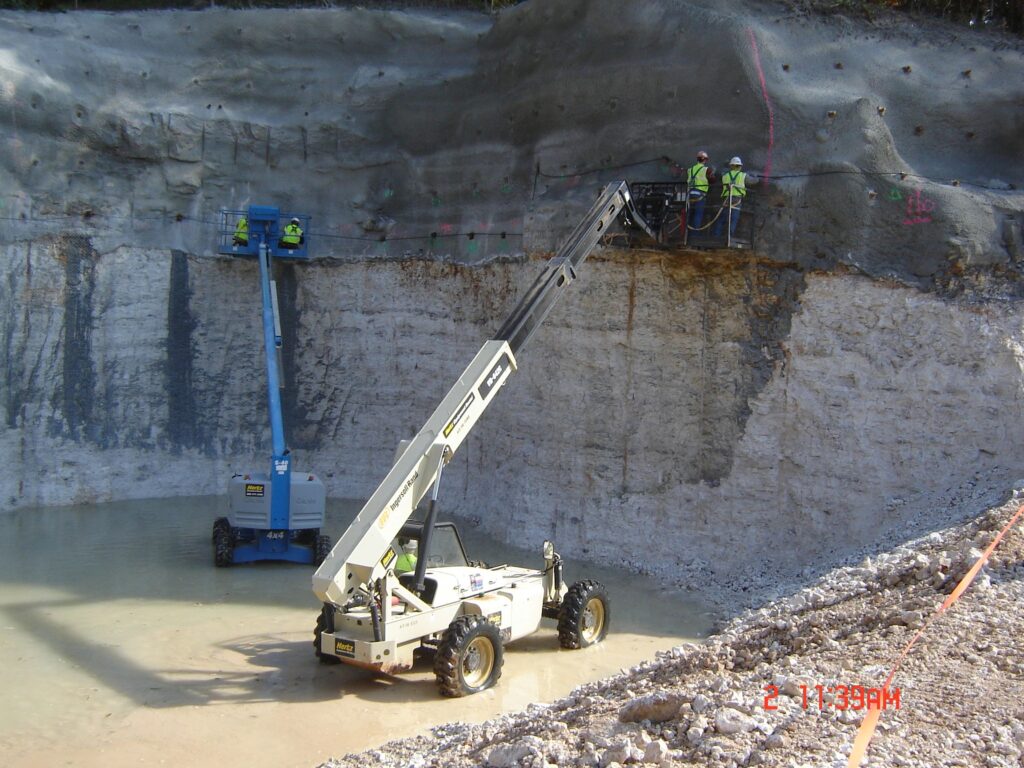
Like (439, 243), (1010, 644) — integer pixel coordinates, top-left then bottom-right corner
(395, 539), (418, 574)
(713, 157), (750, 241)
(685, 150), (716, 234)
(232, 216), (248, 246)
(278, 217), (304, 249)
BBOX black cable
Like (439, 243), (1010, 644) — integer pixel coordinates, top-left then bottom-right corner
(538, 162), (1018, 191)
(536, 156), (669, 179)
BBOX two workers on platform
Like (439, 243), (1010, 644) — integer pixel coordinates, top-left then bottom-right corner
(673, 152), (754, 241)
(232, 216), (304, 249)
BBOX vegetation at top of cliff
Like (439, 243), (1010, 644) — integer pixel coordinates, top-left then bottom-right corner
(0, 0), (1018, 34)
(790, 0), (1022, 33)
(0, 0), (519, 11)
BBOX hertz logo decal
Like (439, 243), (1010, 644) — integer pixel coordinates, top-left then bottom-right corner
(381, 548), (397, 570)
(334, 638), (356, 658)
(244, 483), (265, 497)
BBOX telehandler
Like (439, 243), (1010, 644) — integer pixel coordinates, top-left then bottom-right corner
(311, 182), (654, 695)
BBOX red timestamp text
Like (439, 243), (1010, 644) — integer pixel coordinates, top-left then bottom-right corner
(762, 684), (901, 711)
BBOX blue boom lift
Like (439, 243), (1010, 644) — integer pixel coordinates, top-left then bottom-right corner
(212, 205), (329, 566)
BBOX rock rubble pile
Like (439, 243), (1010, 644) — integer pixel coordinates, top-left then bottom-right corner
(320, 491), (1024, 768)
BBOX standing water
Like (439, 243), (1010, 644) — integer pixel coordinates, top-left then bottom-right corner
(0, 498), (712, 768)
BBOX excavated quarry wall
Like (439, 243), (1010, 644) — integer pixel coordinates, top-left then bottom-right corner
(2, 0), (1024, 580)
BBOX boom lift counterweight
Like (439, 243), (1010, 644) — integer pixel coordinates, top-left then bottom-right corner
(312, 182), (654, 695)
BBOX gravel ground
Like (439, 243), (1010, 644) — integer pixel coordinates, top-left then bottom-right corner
(318, 486), (1024, 767)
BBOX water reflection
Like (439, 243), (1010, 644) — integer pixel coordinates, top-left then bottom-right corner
(0, 497), (712, 768)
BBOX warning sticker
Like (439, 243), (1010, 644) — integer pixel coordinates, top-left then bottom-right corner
(443, 393), (475, 438)
(244, 483), (265, 498)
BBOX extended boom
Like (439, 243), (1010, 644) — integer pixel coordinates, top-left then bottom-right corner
(311, 181), (651, 691)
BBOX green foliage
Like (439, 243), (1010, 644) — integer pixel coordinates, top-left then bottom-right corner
(889, 0), (1022, 33)
(793, 0), (1022, 33)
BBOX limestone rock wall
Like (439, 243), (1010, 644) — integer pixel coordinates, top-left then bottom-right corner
(4, 239), (1023, 579)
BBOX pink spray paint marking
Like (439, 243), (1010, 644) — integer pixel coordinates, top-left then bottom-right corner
(903, 189), (935, 226)
(747, 28), (774, 182)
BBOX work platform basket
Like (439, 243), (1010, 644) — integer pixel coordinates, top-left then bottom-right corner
(218, 207), (312, 259)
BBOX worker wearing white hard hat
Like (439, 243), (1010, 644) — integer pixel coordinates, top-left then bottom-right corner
(279, 216), (304, 249)
(714, 156), (751, 242)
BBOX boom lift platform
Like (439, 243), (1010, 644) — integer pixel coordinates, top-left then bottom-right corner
(311, 181), (655, 696)
(212, 205), (329, 566)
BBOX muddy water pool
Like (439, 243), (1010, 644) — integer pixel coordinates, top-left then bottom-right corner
(0, 497), (713, 768)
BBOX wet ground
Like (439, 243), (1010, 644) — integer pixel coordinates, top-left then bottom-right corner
(0, 497), (713, 768)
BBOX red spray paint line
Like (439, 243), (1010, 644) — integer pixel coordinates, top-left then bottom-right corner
(747, 28), (774, 182)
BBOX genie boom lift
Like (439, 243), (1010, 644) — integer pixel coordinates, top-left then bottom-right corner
(212, 205), (329, 566)
(311, 181), (655, 695)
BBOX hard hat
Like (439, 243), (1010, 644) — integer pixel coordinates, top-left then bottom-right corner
(696, 150), (708, 160)
(730, 156), (743, 166)
(406, 539), (418, 551)
(290, 217), (299, 224)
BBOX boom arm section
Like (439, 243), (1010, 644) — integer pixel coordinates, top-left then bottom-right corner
(312, 181), (650, 607)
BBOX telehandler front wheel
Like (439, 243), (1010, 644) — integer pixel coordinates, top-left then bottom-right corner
(558, 580), (610, 649)
(434, 615), (504, 697)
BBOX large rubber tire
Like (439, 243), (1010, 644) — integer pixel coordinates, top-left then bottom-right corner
(558, 580), (610, 649)
(434, 616), (504, 697)
(314, 535), (331, 566)
(212, 517), (230, 543)
(213, 526), (234, 567)
(295, 528), (319, 545)
(314, 605), (341, 664)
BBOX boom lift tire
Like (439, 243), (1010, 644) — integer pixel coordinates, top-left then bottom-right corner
(213, 526), (234, 567)
(314, 535), (332, 567)
(314, 606), (342, 665)
(296, 528), (319, 545)
(558, 580), (610, 649)
(212, 517), (230, 542)
(434, 615), (504, 697)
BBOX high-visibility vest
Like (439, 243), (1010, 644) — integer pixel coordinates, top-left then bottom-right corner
(687, 163), (710, 195)
(281, 223), (302, 245)
(395, 553), (417, 574)
(234, 218), (248, 240)
(721, 170), (747, 198)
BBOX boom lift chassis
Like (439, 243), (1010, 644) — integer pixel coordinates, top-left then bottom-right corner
(312, 182), (654, 696)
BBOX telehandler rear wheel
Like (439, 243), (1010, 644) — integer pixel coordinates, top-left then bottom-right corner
(558, 580), (610, 649)
(434, 615), (504, 697)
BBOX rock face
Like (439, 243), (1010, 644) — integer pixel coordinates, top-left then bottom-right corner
(4, 238), (1024, 581)
(1, 1), (1024, 584)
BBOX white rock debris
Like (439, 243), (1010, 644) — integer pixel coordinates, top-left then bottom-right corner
(319, 496), (1024, 768)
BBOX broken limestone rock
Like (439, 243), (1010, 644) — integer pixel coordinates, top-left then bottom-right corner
(618, 692), (685, 723)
